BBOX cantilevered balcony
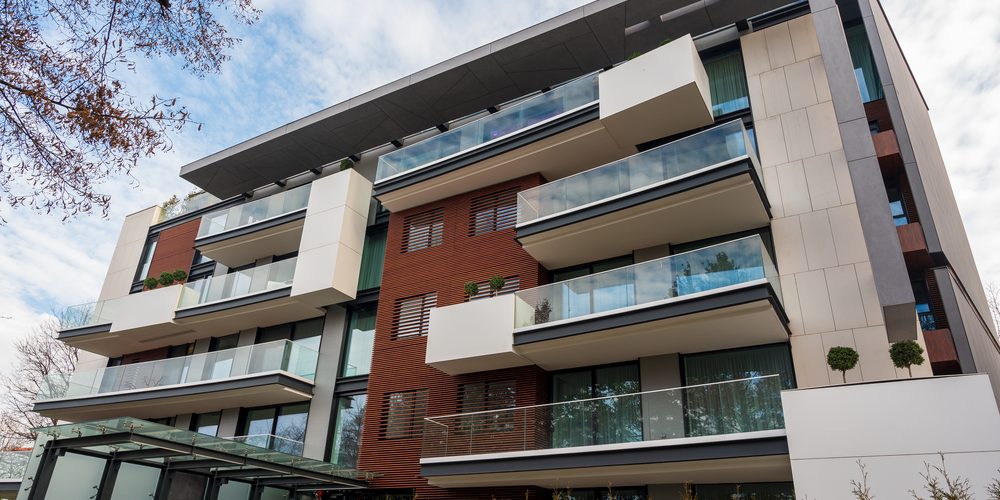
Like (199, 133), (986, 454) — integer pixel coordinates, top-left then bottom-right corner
(420, 375), (790, 488)
(425, 236), (788, 374)
(516, 120), (770, 269)
(195, 184), (312, 267)
(374, 35), (715, 212)
(33, 340), (317, 421)
(513, 236), (788, 370)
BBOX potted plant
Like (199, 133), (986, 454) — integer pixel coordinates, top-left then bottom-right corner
(827, 346), (859, 383)
(339, 158), (355, 171)
(488, 276), (506, 296)
(533, 299), (552, 324)
(463, 281), (479, 299)
(172, 269), (188, 283)
(158, 271), (176, 287)
(143, 277), (159, 290)
(889, 340), (925, 377)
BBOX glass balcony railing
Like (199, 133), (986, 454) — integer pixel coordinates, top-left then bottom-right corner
(514, 235), (779, 329)
(36, 340), (318, 401)
(422, 375), (784, 459)
(60, 300), (111, 330)
(0, 450), (30, 480)
(231, 434), (305, 456)
(375, 74), (600, 182)
(177, 257), (296, 308)
(157, 191), (221, 223)
(197, 184), (311, 239)
(517, 119), (760, 225)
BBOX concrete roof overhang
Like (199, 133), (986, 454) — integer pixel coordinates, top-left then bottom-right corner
(180, 0), (795, 198)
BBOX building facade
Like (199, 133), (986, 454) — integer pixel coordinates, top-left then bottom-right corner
(15, 0), (1000, 499)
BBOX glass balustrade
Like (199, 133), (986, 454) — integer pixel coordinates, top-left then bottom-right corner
(198, 184), (311, 238)
(422, 375), (784, 459)
(514, 235), (779, 329)
(230, 434), (305, 456)
(376, 74), (600, 182)
(517, 119), (760, 224)
(158, 191), (221, 223)
(59, 300), (111, 330)
(36, 340), (318, 401)
(0, 450), (29, 480)
(177, 257), (296, 308)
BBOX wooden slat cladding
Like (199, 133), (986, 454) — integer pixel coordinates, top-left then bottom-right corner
(468, 187), (518, 236)
(359, 175), (551, 498)
(392, 292), (437, 339)
(925, 270), (949, 330)
(459, 379), (516, 413)
(402, 208), (444, 252)
(381, 389), (428, 439)
(147, 219), (200, 282)
(467, 275), (520, 301)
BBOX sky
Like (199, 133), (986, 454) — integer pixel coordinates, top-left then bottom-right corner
(0, 0), (998, 373)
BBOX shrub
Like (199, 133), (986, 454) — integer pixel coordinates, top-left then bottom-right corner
(488, 276), (506, 294)
(463, 281), (479, 298)
(827, 346), (859, 383)
(172, 269), (188, 283)
(889, 339), (925, 377)
(339, 158), (355, 171)
(158, 271), (176, 287)
(143, 277), (159, 290)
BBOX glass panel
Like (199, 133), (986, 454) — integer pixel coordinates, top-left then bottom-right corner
(177, 257), (297, 307)
(43, 452), (105, 500)
(137, 239), (157, 281)
(330, 394), (367, 467)
(217, 481), (252, 500)
(260, 487), (291, 500)
(243, 408), (277, 438)
(274, 403), (309, 454)
(704, 50), (750, 116)
(376, 74), (599, 181)
(422, 376), (784, 459)
(0, 451), (30, 481)
(358, 229), (387, 290)
(341, 308), (376, 377)
(517, 120), (758, 225)
(36, 340), (319, 400)
(157, 190), (221, 223)
(192, 412), (222, 437)
(198, 184), (311, 238)
(109, 462), (160, 500)
(845, 24), (884, 103)
(515, 235), (779, 328)
(60, 300), (112, 330)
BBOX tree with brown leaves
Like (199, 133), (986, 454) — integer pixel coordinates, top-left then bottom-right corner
(0, 0), (258, 221)
(0, 318), (79, 444)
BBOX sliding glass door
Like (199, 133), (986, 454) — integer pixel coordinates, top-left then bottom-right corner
(551, 363), (641, 448)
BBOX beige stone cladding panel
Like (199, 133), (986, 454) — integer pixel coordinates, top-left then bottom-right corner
(741, 15), (929, 387)
(98, 206), (161, 301)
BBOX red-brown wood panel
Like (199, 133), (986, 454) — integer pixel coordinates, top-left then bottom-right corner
(147, 219), (200, 282)
(358, 175), (551, 498)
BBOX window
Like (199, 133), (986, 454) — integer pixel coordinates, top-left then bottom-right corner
(257, 317), (323, 351)
(239, 402), (309, 455)
(341, 307), (376, 377)
(459, 380), (516, 433)
(551, 256), (634, 319)
(358, 228), (387, 290)
(392, 292), (436, 339)
(382, 390), (428, 439)
(402, 208), (444, 252)
(694, 483), (795, 499)
(329, 393), (367, 467)
(551, 363), (641, 448)
(191, 412), (222, 437)
(887, 187), (909, 226)
(467, 276), (520, 301)
(703, 48), (750, 117)
(204, 333), (240, 379)
(845, 24), (884, 103)
(469, 187), (519, 235)
(557, 488), (646, 500)
(135, 237), (158, 282)
(912, 278), (937, 331)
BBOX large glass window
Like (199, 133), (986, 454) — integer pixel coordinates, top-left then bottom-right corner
(135, 237), (158, 282)
(845, 24), (884, 103)
(205, 333), (241, 379)
(682, 344), (794, 437)
(551, 363), (641, 448)
(703, 48), (750, 117)
(257, 317), (323, 352)
(341, 307), (376, 377)
(191, 412), (222, 437)
(239, 402), (309, 455)
(329, 393), (367, 467)
(217, 480), (252, 500)
(358, 229), (387, 290)
(912, 278), (937, 331)
(551, 255), (634, 319)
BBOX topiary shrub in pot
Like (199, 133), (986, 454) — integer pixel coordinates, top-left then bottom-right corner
(158, 271), (176, 287)
(889, 339), (925, 377)
(488, 276), (506, 296)
(463, 281), (479, 299)
(144, 277), (159, 290)
(827, 346), (859, 383)
(172, 269), (188, 283)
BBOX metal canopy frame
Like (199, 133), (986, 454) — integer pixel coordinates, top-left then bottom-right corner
(25, 418), (368, 500)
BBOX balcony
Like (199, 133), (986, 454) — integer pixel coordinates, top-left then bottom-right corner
(374, 35), (714, 213)
(195, 184), (312, 267)
(516, 120), (769, 268)
(897, 221), (932, 268)
(33, 340), (317, 421)
(420, 376), (790, 488)
(513, 236), (788, 370)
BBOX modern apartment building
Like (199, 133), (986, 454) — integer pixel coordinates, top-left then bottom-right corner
(14, 0), (1000, 498)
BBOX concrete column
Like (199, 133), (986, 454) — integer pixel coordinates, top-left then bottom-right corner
(217, 408), (241, 438)
(302, 306), (348, 460)
(639, 353), (684, 440)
